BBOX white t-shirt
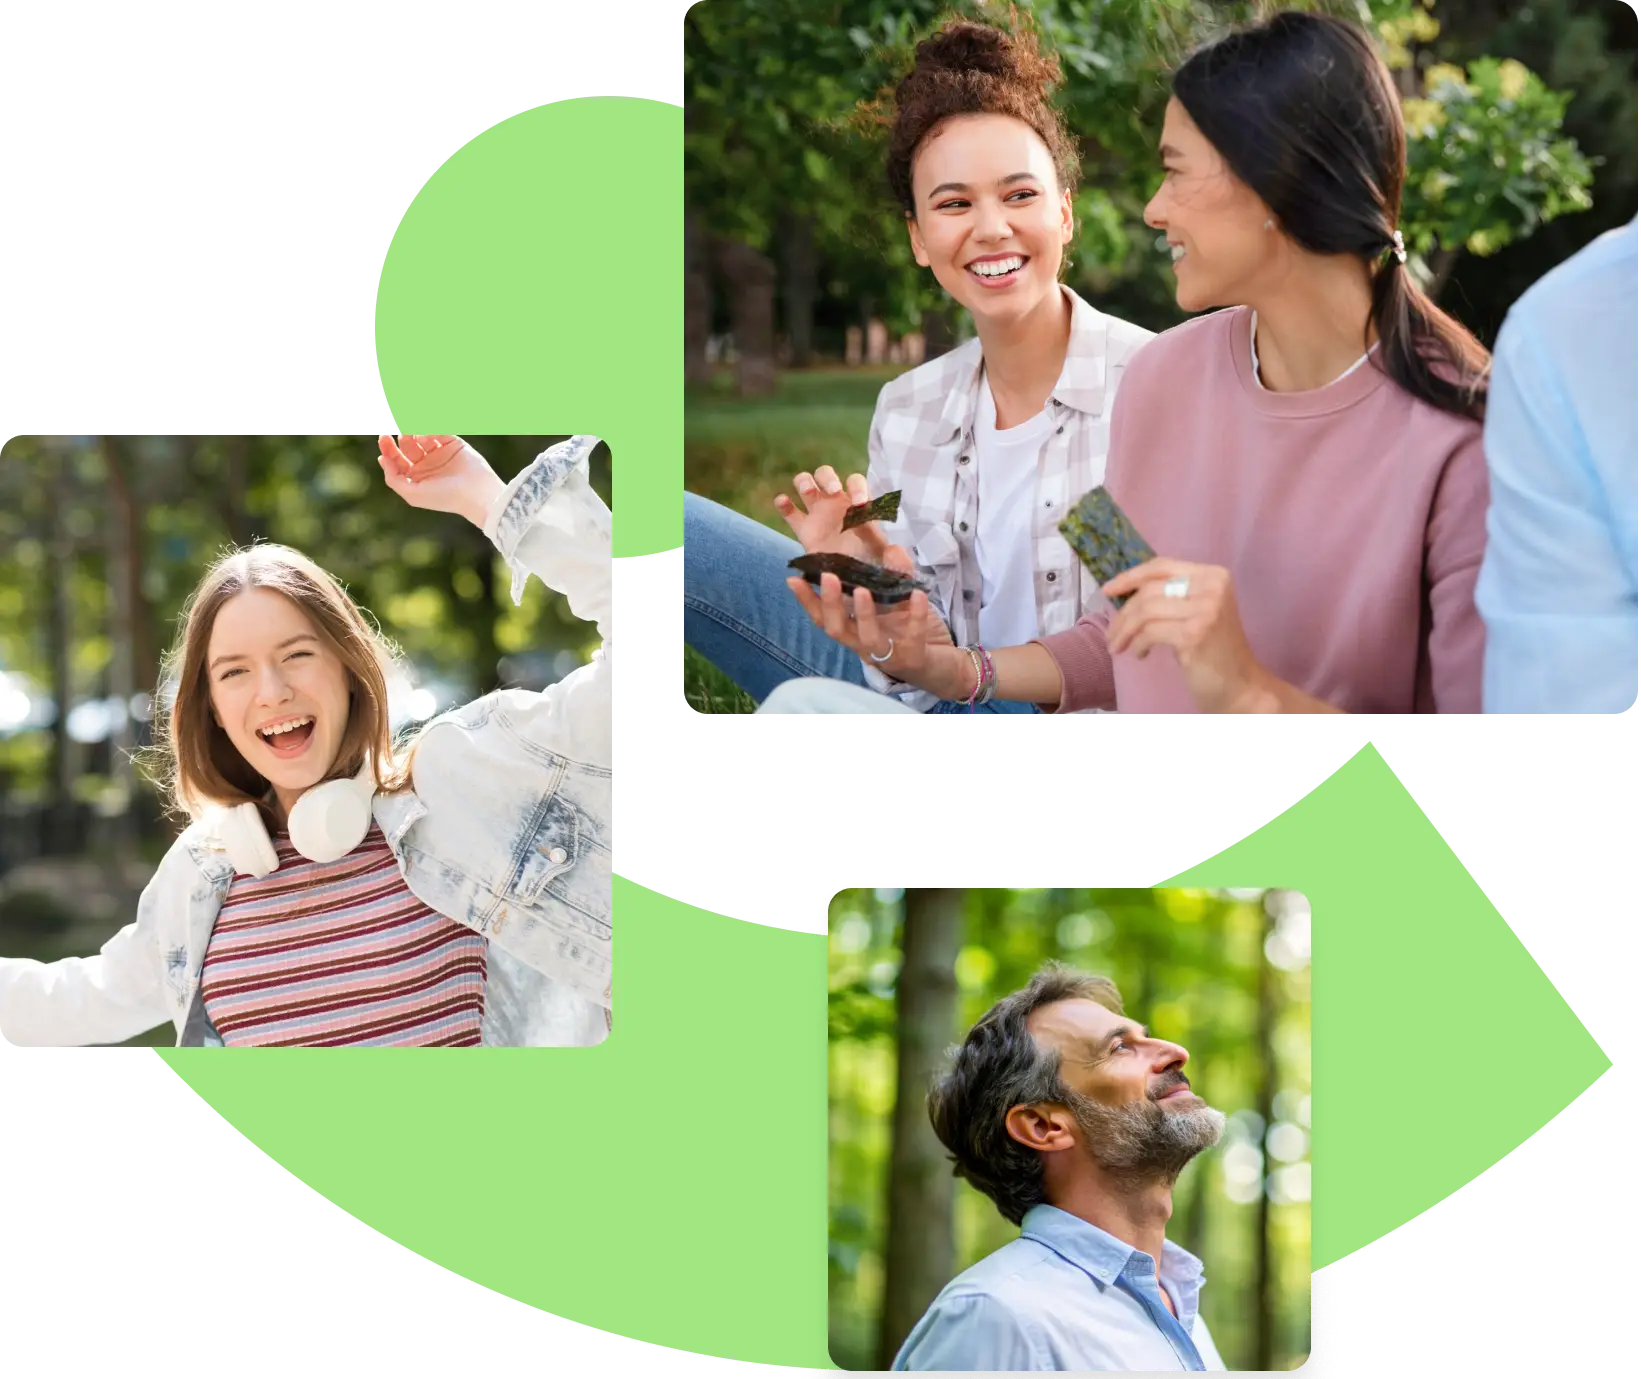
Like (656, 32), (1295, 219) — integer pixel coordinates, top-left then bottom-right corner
(1249, 309), (1375, 387)
(974, 376), (1056, 648)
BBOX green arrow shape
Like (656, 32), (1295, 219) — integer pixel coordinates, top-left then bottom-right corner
(1168, 742), (1609, 1266)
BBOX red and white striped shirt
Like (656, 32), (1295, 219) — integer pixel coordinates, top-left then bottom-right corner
(200, 823), (487, 1047)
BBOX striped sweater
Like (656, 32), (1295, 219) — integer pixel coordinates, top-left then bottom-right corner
(200, 823), (487, 1047)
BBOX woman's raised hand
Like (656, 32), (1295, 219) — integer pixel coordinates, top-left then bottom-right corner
(773, 465), (890, 561)
(377, 435), (506, 528)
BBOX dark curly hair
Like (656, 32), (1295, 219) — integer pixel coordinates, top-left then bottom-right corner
(877, 12), (1080, 219)
(928, 964), (1123, 1225)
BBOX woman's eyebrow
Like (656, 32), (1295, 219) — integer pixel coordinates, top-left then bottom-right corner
(926, 171), (1041, 200)
(208, 632), (318, 672)
(1159, 142), (1184, 161)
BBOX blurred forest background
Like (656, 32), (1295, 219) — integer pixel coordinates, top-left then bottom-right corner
(828, 887), (1312, 1370)
(0, 435), (612, 1045)
(684, 0), (1636, 709)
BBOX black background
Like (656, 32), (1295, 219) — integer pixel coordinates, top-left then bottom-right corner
(3, 16), (1627, 1372)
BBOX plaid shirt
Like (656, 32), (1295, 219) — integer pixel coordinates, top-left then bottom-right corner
(862, 287), (1155, 707)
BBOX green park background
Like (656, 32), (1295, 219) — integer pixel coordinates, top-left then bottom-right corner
(0, 435), (613, 1045)
(684, 0), (1637, 709)
(828, 886), (1312, 1371)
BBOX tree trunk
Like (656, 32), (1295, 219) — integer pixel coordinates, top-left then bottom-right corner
(1254, 921), (1278, 1371)
(100, 437), (138, 854)
(219, 435), (254, 546)
(877, 888), (964, 1370)
(920, 306), (956, 361)
(685, 206), (714, 389)
(715, 237), (778, 397)
(1424, 246), (1461, 302)
(781, 212), (817, 369)
(47, 451), (76, 854)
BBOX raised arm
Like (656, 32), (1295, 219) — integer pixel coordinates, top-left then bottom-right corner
(379, 434), (611, 762)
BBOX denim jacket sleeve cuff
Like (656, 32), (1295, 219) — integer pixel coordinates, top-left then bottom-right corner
(483, 435), (611, 641)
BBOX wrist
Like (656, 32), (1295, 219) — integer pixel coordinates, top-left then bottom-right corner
(936, 646), (977, 703)
(466, 472), (508, 532)
(1225, 665), (1282, 714)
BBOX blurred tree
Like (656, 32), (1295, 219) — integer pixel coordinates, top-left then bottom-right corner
(879, 887), (963, 1367)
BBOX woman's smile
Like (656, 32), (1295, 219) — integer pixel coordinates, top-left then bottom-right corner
(966, 252), (1029, 288)
(254, 713), (318, 760)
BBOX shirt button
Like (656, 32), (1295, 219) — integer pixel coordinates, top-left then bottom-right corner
(1056, 426), (1065, 434)
(962, 590), (975, 601)
(959, 521), (969, 532)
(549, 847), (568, 865)
(958, 454), (970, 465)
(1046, 572), (1057, 583)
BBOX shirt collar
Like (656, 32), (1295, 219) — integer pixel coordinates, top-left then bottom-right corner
(935, 286), (1115, 443)
(1020, 1203), (1206, 1303)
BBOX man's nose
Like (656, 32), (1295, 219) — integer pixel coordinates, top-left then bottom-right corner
(1150, 1039), (1189, 1074)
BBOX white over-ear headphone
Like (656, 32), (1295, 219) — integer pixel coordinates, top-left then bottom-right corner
(213, 759), (377, 878)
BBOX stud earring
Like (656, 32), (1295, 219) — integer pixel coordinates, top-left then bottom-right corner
(1263, 218), (1274, 230)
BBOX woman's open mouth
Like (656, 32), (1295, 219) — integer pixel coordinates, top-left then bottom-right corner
(966, 254), (1027, 289)
(256, 714), (316, 759)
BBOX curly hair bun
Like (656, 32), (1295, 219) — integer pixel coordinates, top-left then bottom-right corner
(909, 20), (1060, 90)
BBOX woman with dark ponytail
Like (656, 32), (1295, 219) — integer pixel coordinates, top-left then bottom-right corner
(777, 8), (1491, 714)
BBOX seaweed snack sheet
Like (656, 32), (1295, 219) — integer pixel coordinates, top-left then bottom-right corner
(1058, 486), (1156, 610)
(787, 551), (929, 606)
(842, 489), (901, 531)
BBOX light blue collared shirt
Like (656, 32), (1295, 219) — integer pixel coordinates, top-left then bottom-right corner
(1475, 219), (1638, 712)
(891, 1204), (1225, 1371)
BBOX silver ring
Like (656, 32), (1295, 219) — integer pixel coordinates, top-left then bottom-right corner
(1162, 577), (1191, 600)
(869, 639), (895, 663)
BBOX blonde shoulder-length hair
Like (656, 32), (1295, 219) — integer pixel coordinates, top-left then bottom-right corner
(150, 543), (415, 823)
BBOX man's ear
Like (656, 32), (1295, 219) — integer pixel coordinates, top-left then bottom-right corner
(1004, 1102), (1077, 1155)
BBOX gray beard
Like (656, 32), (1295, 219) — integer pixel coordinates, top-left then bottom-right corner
(1067, 1088), (1226, 1186)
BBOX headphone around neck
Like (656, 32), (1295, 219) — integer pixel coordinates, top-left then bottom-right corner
(212, 759), (377, 878)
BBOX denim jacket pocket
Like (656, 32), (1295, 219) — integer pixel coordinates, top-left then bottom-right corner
(507, 791), (610, 942)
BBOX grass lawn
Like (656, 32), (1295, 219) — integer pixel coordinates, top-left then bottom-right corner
(684, 365), (907, 713)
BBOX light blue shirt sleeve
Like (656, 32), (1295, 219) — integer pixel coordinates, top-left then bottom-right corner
(1475, 221), (1638, 712)
(892, 1291), (1047, 1371)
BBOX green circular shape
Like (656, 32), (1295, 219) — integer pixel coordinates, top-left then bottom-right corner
(375, 96), (681, 557)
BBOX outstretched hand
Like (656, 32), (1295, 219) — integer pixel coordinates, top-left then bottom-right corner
(377, 435), (506, 529)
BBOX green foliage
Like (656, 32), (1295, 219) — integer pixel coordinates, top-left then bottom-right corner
(1404, 56), (1594, 260)
(686, 0), (1604, 347)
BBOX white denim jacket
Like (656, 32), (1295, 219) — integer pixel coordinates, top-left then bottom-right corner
(0, 436), (612, 1048)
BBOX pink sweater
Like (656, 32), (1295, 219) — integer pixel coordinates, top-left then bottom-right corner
(1038, 306), (1488, 713)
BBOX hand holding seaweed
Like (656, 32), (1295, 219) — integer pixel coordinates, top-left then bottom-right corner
(772, 465), (893, 562)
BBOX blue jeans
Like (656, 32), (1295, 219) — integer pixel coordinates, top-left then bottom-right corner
(684, 492), (1040, 714)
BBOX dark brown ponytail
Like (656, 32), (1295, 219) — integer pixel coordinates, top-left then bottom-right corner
(1173, 10), (1490, 421)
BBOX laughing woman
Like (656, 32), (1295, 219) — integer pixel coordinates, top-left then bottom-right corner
(685, 15), (1154, 712)
(0, 435), (611, 1047)
(769, 9), (1491, 715)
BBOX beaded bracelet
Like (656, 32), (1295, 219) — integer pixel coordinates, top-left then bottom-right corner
(977, 644), (997, 706)
(962, 645), (985, 710)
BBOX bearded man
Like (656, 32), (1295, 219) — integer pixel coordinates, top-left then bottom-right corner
(892, 965), (1229, 1371)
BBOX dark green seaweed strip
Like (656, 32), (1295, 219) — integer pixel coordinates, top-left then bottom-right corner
(842, 490), (902, 530)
